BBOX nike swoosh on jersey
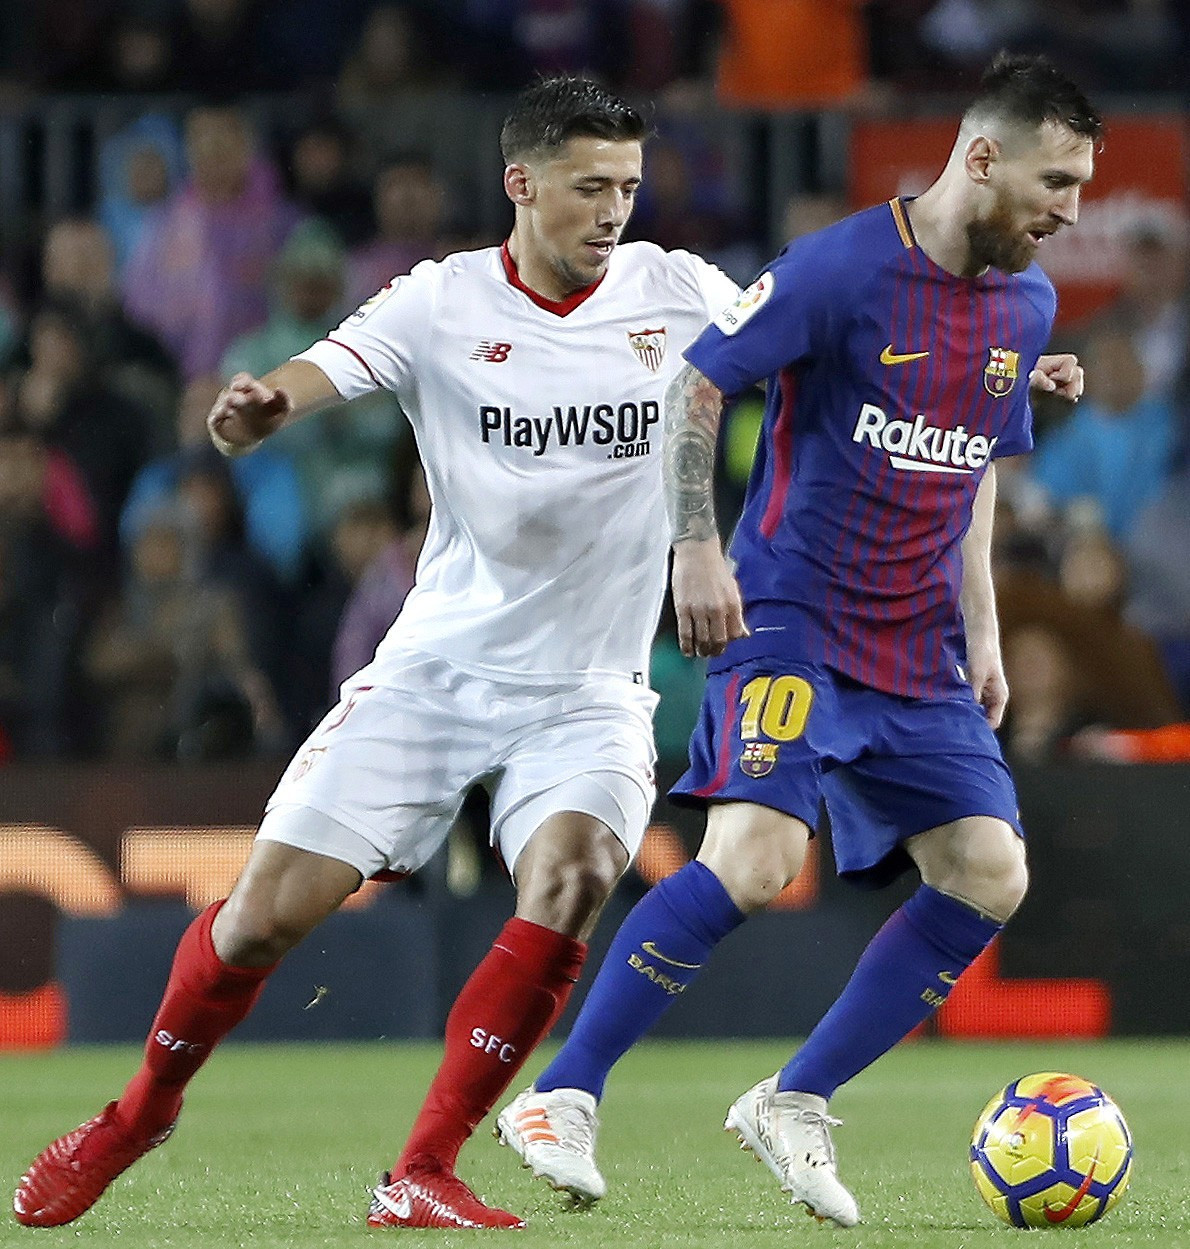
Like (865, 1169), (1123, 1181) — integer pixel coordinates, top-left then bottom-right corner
(880, 345), (930, 366)
(640, 941), (702, 969)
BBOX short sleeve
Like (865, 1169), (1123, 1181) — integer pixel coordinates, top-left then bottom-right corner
(293, 259), (438, 403)
(992, 399), (1034, 458)
(683, 237), (835, 395)
(674, 250), (741, 322)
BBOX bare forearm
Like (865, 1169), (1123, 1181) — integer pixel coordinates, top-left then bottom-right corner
(259, 359), (341, 429)
(961, 464), (1000, 649)
(210, 359), (341, 456)
(663, 362), (726, 543)
(960, 562), (999, 651)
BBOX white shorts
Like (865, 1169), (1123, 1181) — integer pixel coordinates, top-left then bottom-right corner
(258, 650), (658, 878)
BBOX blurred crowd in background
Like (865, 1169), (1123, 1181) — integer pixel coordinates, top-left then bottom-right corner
(0, 1), (1187, 103)
(0, 0), (1189, 774)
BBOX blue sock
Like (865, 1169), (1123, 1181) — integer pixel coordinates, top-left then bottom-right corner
(536, 861), (745, 1100)
(778, 884), (1001, 1099)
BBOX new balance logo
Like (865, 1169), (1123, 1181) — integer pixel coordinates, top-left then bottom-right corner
(852, 403), (998, 474)
(470, 341), (512, 362)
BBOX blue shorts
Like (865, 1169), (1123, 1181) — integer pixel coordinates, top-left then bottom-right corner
(671, 659), (1022, 888)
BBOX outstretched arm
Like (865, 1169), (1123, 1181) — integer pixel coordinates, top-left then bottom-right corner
(664, 362), (748, 659)
(207, 360), (340, 457)
(961, 463), (1008, 728)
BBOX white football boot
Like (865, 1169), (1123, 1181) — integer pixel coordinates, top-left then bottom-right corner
(495, 1086), (606, 1206)
(725, 1075), (860, 1227)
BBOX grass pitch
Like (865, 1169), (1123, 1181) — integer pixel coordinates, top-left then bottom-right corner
(1, 1038), (1187, 1247)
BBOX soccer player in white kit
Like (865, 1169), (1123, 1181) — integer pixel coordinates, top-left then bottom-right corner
(13, 78), (739, 1231)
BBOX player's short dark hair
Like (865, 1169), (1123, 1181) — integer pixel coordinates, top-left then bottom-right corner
(965, 52), (1103, 142)
(500, 77), (646, 164)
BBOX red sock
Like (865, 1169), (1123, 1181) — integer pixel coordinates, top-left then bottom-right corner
(395, 917), (586, 1175)
(114, 900), (275, 1137)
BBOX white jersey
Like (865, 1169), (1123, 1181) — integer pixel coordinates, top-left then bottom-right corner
(296, 241), (738, 682)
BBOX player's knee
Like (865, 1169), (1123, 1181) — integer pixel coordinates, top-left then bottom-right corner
(921, 822), (1028, 923)
(213, 837), (361, 966)
(519, 850), (621, 919)
(212, 896), (311, 967)
(697, 809), (808, 913)
(514, 824), (627, 937)
(557, 853), (622, 913)
(984, 837), (1029, 920)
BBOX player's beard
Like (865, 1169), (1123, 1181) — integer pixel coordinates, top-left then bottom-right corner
(550, 245), (609, 294)
(966, 191), (1036, 275)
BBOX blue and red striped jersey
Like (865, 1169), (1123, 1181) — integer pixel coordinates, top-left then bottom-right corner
(684, 197), (1056, 699)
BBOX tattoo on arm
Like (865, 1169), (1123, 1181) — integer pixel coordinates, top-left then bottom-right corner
(664, 362), (726, 542)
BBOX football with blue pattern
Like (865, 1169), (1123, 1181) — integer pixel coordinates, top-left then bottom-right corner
(969, 1072), (1132, 1228)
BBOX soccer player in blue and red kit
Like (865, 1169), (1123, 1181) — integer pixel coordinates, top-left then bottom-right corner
(495, 54), (1101, 1225)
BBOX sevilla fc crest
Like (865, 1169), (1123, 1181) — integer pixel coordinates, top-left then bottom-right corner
(983, 346), (1019, 396)
(628, 327), (667, 372)
(740, 741), (779, 779)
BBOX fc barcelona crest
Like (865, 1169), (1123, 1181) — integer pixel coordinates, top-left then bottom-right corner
(983, 346), (1019, 397)
(740, 741), (779, 779)
(628, 327), (667, 373)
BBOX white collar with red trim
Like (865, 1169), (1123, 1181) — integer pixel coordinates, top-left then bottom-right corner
(499, 241), (605, 317)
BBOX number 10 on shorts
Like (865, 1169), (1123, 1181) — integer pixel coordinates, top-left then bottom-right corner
(739, 675), (813, 742)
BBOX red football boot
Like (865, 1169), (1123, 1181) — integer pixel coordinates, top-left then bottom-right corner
(13, 1101), (177, 1228)
(366, 1167), (526, 1230)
